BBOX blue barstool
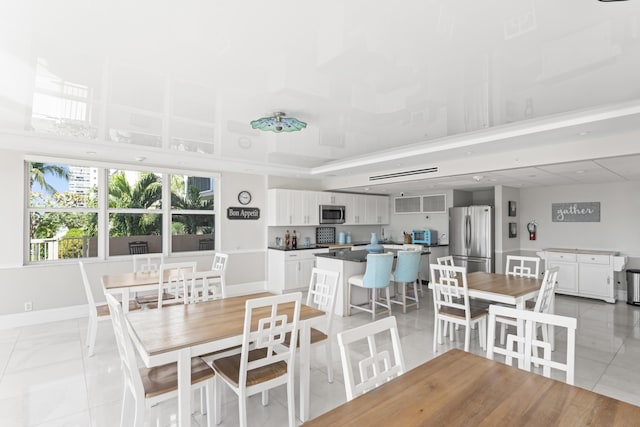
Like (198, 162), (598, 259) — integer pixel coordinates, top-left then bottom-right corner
(390, 250), (421, 313)
(347, 252), (394, 320)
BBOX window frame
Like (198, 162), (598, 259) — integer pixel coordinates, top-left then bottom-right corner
(24, 155), (220, 264)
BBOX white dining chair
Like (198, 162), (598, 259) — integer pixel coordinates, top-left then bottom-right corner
(105, 293), (216, 427)
(430, 263), (488, 352)
(153, 261), (197, 309)
(181, 269), (227, 303)
(487, 304), (577, 385)
(131, 253), (164, 304)
(505, 255), (541, 278)
(284, 268), (340, 383)
(210, 252), (229, 290)
(79, 261), (139, 357)
(211, 292), (302, 427)
(498, 267), (559, 346)
(337, 316), (405, 402)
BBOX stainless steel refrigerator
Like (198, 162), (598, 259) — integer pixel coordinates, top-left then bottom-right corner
(449, 206), (494, 273)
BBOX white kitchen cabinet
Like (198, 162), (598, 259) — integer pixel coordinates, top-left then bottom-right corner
(267, 248), (328, 292)
(267, 189), (318, 226)
(376, 195), (390, 224)
(538, 249), (626, 303)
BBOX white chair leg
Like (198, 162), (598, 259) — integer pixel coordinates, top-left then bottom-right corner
(325, 340), (334, 383)
(261, 390), (269, 406)
(239, 393), (248, 427)
(205, 381), (214, 427)
(87, 315), (97, 357)
(413, 280), (420, 309)
(464, 324), (470, 352)
(214, 377), (221, 425)
(371, 288), (376, 320)
(287, 375), (296, 427)
(433, 317), (439, 352)
(134, 396), (145, 427)
(500, 323), (507, 345)
(347, 282), (353, 316)
(120, 384), (132, 427)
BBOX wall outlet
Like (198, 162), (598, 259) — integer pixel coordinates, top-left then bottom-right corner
(24, 301), (32, 312)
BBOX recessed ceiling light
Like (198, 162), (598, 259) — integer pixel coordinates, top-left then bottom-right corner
(364, 187), (370, 191)
(135, 156), (146, 162)
(575, 170), (585, 174)
(86, 151), (96, 155)
(465, 151), (473, 156)
(577, 131), (590, 136)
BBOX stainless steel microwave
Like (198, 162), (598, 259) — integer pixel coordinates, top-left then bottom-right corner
(319, 205), (345, 224)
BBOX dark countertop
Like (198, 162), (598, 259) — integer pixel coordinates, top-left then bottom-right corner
(315, 248), (430, 263)
(385, 241), (449, 247)
(268, 241), (447, 251)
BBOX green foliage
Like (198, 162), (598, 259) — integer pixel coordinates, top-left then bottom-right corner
(59, 228), (85, 259)
(108, 171), (162, 237)
(30, 162), (69, 195)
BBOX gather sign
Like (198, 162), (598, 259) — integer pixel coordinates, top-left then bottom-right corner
(552, 202), (600, 222)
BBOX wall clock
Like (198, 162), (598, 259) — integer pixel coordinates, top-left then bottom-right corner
(238, 190), (252, 205)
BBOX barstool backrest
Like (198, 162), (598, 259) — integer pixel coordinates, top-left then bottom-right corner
(394, 250), (421, 283)
(363, 252), (394, 289)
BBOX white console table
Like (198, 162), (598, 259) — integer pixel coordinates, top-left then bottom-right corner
(537, 248), (626, 303)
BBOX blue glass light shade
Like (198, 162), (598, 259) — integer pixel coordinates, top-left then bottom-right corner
(250, 112), (307, 133)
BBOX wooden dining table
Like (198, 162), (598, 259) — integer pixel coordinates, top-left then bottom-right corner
(465, 271), (551, 347)
(303, 349), (640, 426)
(101, 268), (222, 313)
(125, 292), (325, 427)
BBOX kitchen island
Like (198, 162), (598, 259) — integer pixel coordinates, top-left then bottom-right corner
(315, 248), (430, 316)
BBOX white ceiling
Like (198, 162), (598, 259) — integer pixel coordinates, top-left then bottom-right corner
(1, 0), (640, 194)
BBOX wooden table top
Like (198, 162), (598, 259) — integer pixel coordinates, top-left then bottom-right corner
(102, 268), (220, 290)
(126, 292), (325, 356)
(466, 271), (541, 298)
(304, 349), (640, 426)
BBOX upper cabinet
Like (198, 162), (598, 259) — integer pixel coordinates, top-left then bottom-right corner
(394, 194), (447, 214)
(267, 189), (318, 226)
(268, 190), (389, 226)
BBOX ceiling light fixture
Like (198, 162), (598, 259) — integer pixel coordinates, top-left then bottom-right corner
(250, 112), (306, 133)
(472, 175), (483, 182)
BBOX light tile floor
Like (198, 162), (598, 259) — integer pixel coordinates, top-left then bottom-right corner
(1, 292), (640, 426)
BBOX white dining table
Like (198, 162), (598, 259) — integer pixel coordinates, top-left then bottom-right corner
(125, 292), (325, 427)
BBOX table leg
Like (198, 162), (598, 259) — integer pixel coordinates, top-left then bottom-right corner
(122, 289), (130, 313)
(177, 349), (192, 427)
(299, 322), (311, 422)
(550, 293), (556, 351)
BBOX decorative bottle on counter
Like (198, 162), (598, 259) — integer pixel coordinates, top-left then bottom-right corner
(365, 232), (384, 253)
(285, 230), (290, 249)
(292, 230), (297, 249)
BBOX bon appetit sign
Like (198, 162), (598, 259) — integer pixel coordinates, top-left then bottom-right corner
(227, 207), (260, 220)
(552, 202), (600, 222)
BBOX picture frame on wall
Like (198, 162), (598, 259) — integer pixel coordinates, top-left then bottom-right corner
(508, 200), (517, 217)
(509, 222), (517, 238)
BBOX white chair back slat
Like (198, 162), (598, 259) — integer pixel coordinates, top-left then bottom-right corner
(133, 253), (164, 273)
(79, 261), (97, 311)
(487, 304), (577, 385)
(533, 267), (559, 313)
(157, 261), (197, 308)
(239, 293), (301, 385)
(337, 316), (405, 402)
(505, 256), (541, 279)
(181, 270), (227, 303)
(430, 264), (468, 312)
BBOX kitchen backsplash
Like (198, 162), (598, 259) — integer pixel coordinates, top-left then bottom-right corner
(268, 226), (383, 246)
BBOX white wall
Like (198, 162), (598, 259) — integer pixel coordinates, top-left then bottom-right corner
(387, 190), (453, 244)
(0, 154), (268, 316)
(519, 181), (640, 292)
(494, 185), (521, 273)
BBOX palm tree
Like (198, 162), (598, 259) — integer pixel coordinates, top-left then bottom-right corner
(171, 184), (214, 234)
(30, 162), (69, 194)
(109, 172), (162, 236)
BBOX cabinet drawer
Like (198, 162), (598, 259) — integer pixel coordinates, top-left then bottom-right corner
(577, 254), (610, 265)
(546, 252), (576, 262)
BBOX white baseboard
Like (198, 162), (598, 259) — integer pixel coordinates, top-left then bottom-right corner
(0, 282), (268, 330)
(0, 304), (88, 330)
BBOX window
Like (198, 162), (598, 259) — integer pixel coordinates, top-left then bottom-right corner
(171, 175), (215, 252)
(108, 169), (163, 256)
(27, 162), (99, 261)
(26, 161), (218, 263)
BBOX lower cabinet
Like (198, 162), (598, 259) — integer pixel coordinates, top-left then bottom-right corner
(539, 249), (626, 303)
(268, 248), (328, 292)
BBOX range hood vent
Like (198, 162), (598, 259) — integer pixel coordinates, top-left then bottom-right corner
(369, 167), (439, 181)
